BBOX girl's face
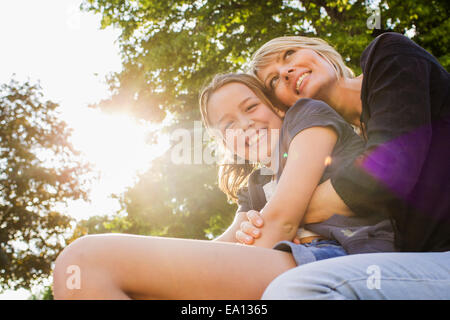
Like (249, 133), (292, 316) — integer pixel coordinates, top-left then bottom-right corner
(207, 82), (283, 164)
(256, 48), (337, 106)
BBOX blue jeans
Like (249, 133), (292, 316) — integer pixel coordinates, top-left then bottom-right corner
(273, 239), (347, 266)
(261, 251), (450, 299)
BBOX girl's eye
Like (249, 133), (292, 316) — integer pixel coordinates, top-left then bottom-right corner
(246, 104), (257, 111)
(283, 49), (295, 60)
(224, 121), (234, 131)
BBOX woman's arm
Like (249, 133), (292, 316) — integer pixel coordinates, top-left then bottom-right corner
(252, 126), (338, 249)
(332, 36), (435, 219)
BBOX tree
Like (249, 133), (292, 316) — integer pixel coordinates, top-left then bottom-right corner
(70, 150), (236, 240)
(29, 284), (54, 300)
(81, 0), (449, 124)
(74, 0), (449, 241)
(384, 0), (449, 68)
(0, 78), (91, 291)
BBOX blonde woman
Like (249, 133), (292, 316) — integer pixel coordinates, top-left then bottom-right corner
(242, 32), (450, 299)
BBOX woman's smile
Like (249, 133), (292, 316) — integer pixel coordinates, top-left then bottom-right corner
(257, 48), (337, 106)
(295, 71), (311, 94)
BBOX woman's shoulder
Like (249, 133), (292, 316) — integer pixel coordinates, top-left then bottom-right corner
(366, 31), (412, 48)
(360, 32), (439, 71)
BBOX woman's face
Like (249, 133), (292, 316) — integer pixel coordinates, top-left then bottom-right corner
(207, 82), (283, 164)
(256, 48), (338, 106)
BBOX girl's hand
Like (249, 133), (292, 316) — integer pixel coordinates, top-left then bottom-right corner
(235, 210), (263, 245)
(235, 210), (302, 245)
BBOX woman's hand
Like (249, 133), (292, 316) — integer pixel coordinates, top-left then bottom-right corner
(236, 210), (302, 245)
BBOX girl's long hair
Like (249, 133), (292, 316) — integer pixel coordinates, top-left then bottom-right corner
(199, 73), (287, 202)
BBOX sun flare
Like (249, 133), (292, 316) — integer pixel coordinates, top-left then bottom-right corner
(64, 107), (170, 197)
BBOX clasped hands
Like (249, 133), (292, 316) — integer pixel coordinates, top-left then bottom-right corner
(235, 210), (302, 245)
(234, 180), (354, 246)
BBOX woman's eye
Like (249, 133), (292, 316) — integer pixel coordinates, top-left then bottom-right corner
(269, 75), (279, 89)
(283, 49), (295, 60)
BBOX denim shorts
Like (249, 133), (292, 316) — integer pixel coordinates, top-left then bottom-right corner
(273, 239), (347, 266)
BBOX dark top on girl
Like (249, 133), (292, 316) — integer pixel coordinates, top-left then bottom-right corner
(237, 98), (396, 254)
(330, 32), (450, 252)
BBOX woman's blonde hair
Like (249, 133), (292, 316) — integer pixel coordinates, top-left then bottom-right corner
(199, 73), (287, 202)
(248, 36), (354, 81)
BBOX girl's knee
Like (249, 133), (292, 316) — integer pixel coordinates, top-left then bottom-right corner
(53, 234), (110, 299)
(54, 235), (97, 270)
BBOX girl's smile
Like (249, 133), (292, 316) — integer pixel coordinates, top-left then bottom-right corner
(206, 82), (284, 165)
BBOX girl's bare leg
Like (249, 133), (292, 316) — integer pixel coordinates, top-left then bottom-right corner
(53, 233), (297, 300)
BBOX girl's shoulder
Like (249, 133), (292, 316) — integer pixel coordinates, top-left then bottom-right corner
(283, 98), (349, 132)
(284, 98), (339, 119)
(280, 98), (361, 156)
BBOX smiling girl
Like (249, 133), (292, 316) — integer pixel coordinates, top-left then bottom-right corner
(199, 73), (394, 261)
(52, 72), (393, 300)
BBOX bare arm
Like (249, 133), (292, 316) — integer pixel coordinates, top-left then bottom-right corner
(252, 126), (338, 249)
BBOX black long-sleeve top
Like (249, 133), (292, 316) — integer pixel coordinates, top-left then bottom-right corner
(331, 32), (450, 252)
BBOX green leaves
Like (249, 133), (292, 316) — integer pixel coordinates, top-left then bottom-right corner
(83, 0), (448, 124)
(384, 0), (449, 70)
(0, 78), (91, 291)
